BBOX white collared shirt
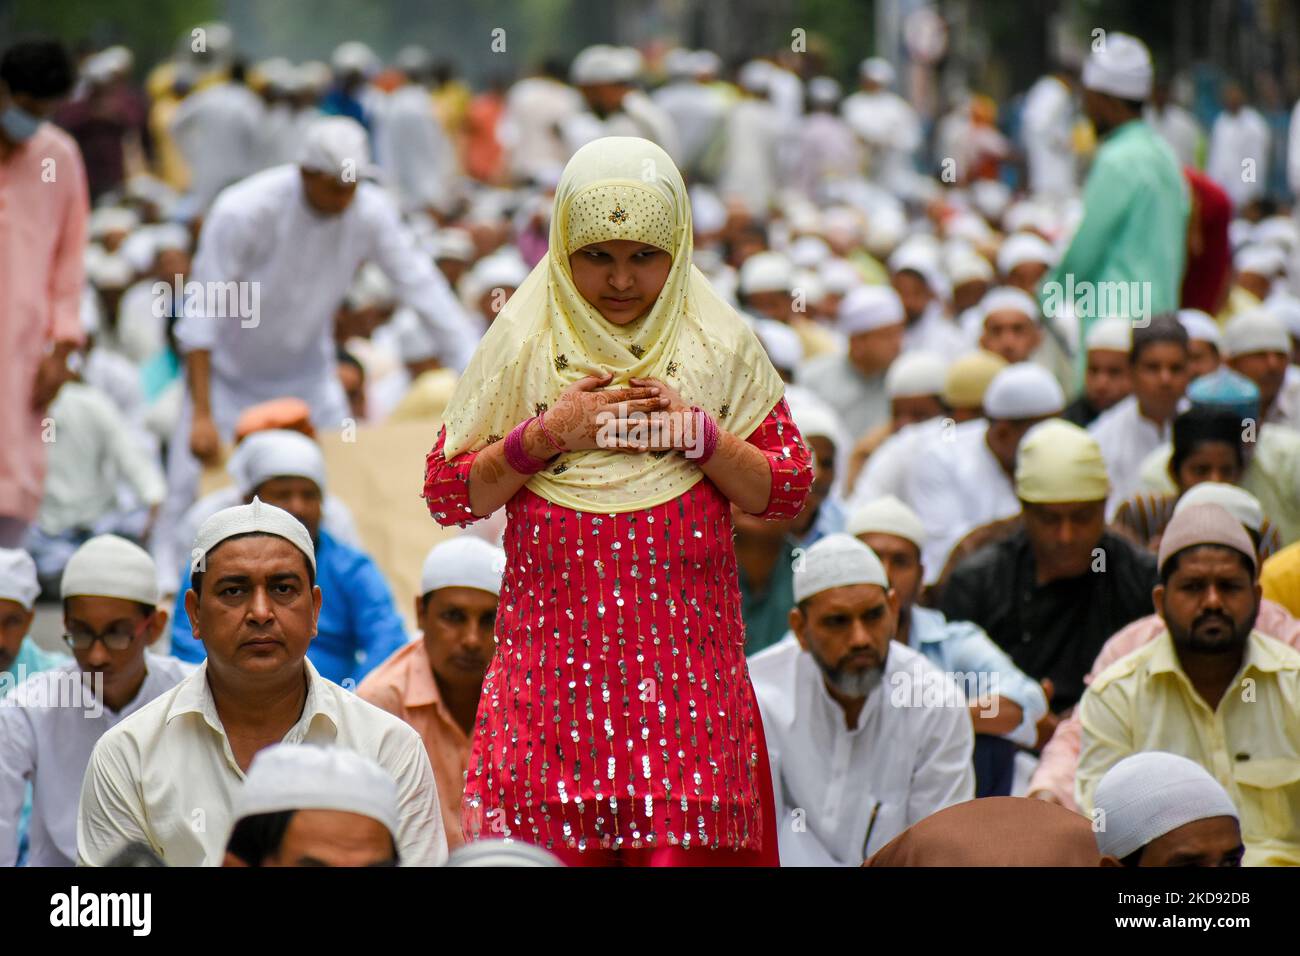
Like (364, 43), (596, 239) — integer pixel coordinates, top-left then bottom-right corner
(0, 653), (192, 867)
(749, 636), (974, 866)
(77, 657), (447, 867)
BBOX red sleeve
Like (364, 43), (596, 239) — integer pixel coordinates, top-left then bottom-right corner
(423, 424), (489, 528)
(742, 396), (814, 520)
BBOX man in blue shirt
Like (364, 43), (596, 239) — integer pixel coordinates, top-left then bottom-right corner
(846, 495), (1048, 796)
(170, 430), (407, 686)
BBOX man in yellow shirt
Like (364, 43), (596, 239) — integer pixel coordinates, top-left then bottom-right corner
(1077, 502), (1300, 866)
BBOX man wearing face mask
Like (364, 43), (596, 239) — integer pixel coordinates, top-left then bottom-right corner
(749, 534), (975, 866)
(0, 39), (88, 549)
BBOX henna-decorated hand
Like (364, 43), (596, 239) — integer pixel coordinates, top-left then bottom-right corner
(541, 371), (668, 453)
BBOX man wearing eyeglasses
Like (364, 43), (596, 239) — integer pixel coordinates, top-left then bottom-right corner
(0, 535), (190, 866)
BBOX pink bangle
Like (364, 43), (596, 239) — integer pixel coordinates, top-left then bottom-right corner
(691, 406), (719, 465)
(504, 417), (552, 474)
(535, 413), (568, 454)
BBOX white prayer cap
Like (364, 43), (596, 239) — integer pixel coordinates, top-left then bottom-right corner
(789, 236), (832, 269)
(296, 60), (332, 92)
(846, 496), (926, 551)
(420, 536), (506, 597)
(446, 840), (564, 866)
(838, 284), (906, 337)
(331, 41), (379, 76)
(1085, 316), (1133, 352)
(807, 76), (841, 106)
(885, 351), (947, 398)
(61, 534), (159, 606)
(792, 533), (889, 604)
(786, 390), (847, 448)
(997, 231), (1057, 275)
(299, 116), (372, 182)
(887, 244), (946, 296)
(690, 50), (722, 78)
(394, 44), (432, 75)
(232, 744), (400, 840)
(89, 206), (139, 238)
(467, 251), (529, 292)
(390, 307), (441, 363)
(228, 429), (326, 497)
(820, 258), (863, 296)
(1093, 752), (1238, 860)
(1177, 309), (1222, 349)
(1081, 31), (1153, 101)
(1222, 309), (1290, 358)
(1174, 482), (1263, 533)
(345, 262), (394, 310)
(662, 47), (695, 80)
(150, 222), (192, 254)
(739, 252), (794, 295)
(1251, 216), (1300, 252)
(945, 212), (995, 247)
(859, 57), (896, 86)
(792, 269), (825, 305)
(971, 179), (1012, 223)
(1236, 243), (1286, 278)
(1002, 200), (1058, 237)
(100, 45), (133, 76)
(253, 57), (294, 90)
(88, 253), (136, 290)
(753, 318), (804, 372)
(571, 44), (638, 85)
(1264, 293), (1300, 339)
(120, 230), (158, 274)
(690, 186), (727, 234)
(947, 248), (994, 286)
(0, 548), (40, 610)
(82, 51), (118, 84)
(1228, 218), (1254, 252)
(737, 59), (772, 94)
(979, 286), (1040, 325)
(864, 204), (907, 256)
(983, 362), (1066, 419)
(194, 497), (317, 574)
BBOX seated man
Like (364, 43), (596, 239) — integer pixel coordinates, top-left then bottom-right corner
(1029, 484), (1300, 808)
(1060, 316), (1131, 428)
(170, 429), (408, 686)
(222, 744), (402, 867)
(0, 548), (66, 687)
(847, 495), (1047, 795)
(359, 535), (505, 851)
(749, 534), (974, 866)
(77, 499), (446, 866)
(0, 536), (188, 866)
(1094, 752), (1243, 868)
(906, 362), (1065, 581)
(940, 420), (1156, 726)
(976, 287), (1044, 365)
(1076, 503), (1300, 866)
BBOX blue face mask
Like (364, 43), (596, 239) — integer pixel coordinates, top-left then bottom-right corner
(1, 104), (43, 142)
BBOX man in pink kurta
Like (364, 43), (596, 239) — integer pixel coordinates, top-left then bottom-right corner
(0, 40), (88, 545)
(1028, 598), (1300, 809)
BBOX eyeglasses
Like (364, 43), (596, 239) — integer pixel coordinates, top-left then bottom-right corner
(63, 615), (151, 652)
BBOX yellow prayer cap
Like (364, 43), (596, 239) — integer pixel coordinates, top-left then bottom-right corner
(1015, 419), (1110, 504)
(942, 350), (1007, 409)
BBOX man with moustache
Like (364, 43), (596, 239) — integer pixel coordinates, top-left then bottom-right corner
(748, 534), (974, 867)
(0, 536), (188, 866)
(359, 536), (505, 850)
(77, 499), (446, 866)
(1076, 502), (1300, 866)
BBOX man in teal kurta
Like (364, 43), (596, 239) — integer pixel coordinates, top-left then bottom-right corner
(1042, 33), (1189, 376)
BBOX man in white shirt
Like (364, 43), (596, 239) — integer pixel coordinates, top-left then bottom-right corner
(157, 116), (480, 573)
(651, 49), (728, 180)
(1207, 83), (1271, 211)
(906, 362), (1066, 581)
(1145, 79), (1202, 170)
(564, 46), (680, 163)
(841, 58), (922, 198)
(77, 499), (446, 866)
(1223, 309), (1300, 430)
(499, 59), (584, 184)
(1089, 314), (1192, 516)
(1020, 70), (1078, 200)
(888, 243), (968, 362)
(749, 534), (974, 866)
(170, 66), (265, 212)
(0, 535), (190, 866)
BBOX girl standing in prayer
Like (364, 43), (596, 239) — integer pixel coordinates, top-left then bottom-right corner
(423, 137), (811, 865)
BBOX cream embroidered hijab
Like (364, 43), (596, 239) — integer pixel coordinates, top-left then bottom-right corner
(442, 136), (785, 513)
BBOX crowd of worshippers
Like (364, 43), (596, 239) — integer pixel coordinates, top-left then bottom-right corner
(4, 25), (1300, 867)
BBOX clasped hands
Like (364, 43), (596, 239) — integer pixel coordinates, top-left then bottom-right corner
(538, 371), (704, 455)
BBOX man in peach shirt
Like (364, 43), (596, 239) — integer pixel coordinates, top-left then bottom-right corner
(359, 535), (504, 849)
(1029, 484), (1300, 809)
(0, 39), (88, 546)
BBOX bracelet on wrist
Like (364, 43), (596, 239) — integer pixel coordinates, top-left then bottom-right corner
(535, 412), (568, 454)
(505, 417), (552, 475)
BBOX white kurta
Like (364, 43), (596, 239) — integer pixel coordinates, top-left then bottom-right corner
(77, 657), (447, 867)
(499, 77), (584, 182)
(1020, 75), (1077, 199)
(1088, 394), (1178, 518)
(170, 82), (266, 210)
(718, 98), (784, 215)
(1145, 103), (1202, 170)
(652, 81), (728, 174)
(905, 418), (1020, 582)
(749, 635), (975, 866)
(795, 351), (890, 443)
(841, 89), (922, 195)
(796, 112), (864, 198)
(1208, 107), (1271, 209)
(846, 416), (947, 513)
(378, 84), (460, 214)
(904, 302), (968, 362)
(0, 654), (192, 866)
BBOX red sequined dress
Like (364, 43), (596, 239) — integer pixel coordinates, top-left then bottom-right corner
(423, 397), (811, 859)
